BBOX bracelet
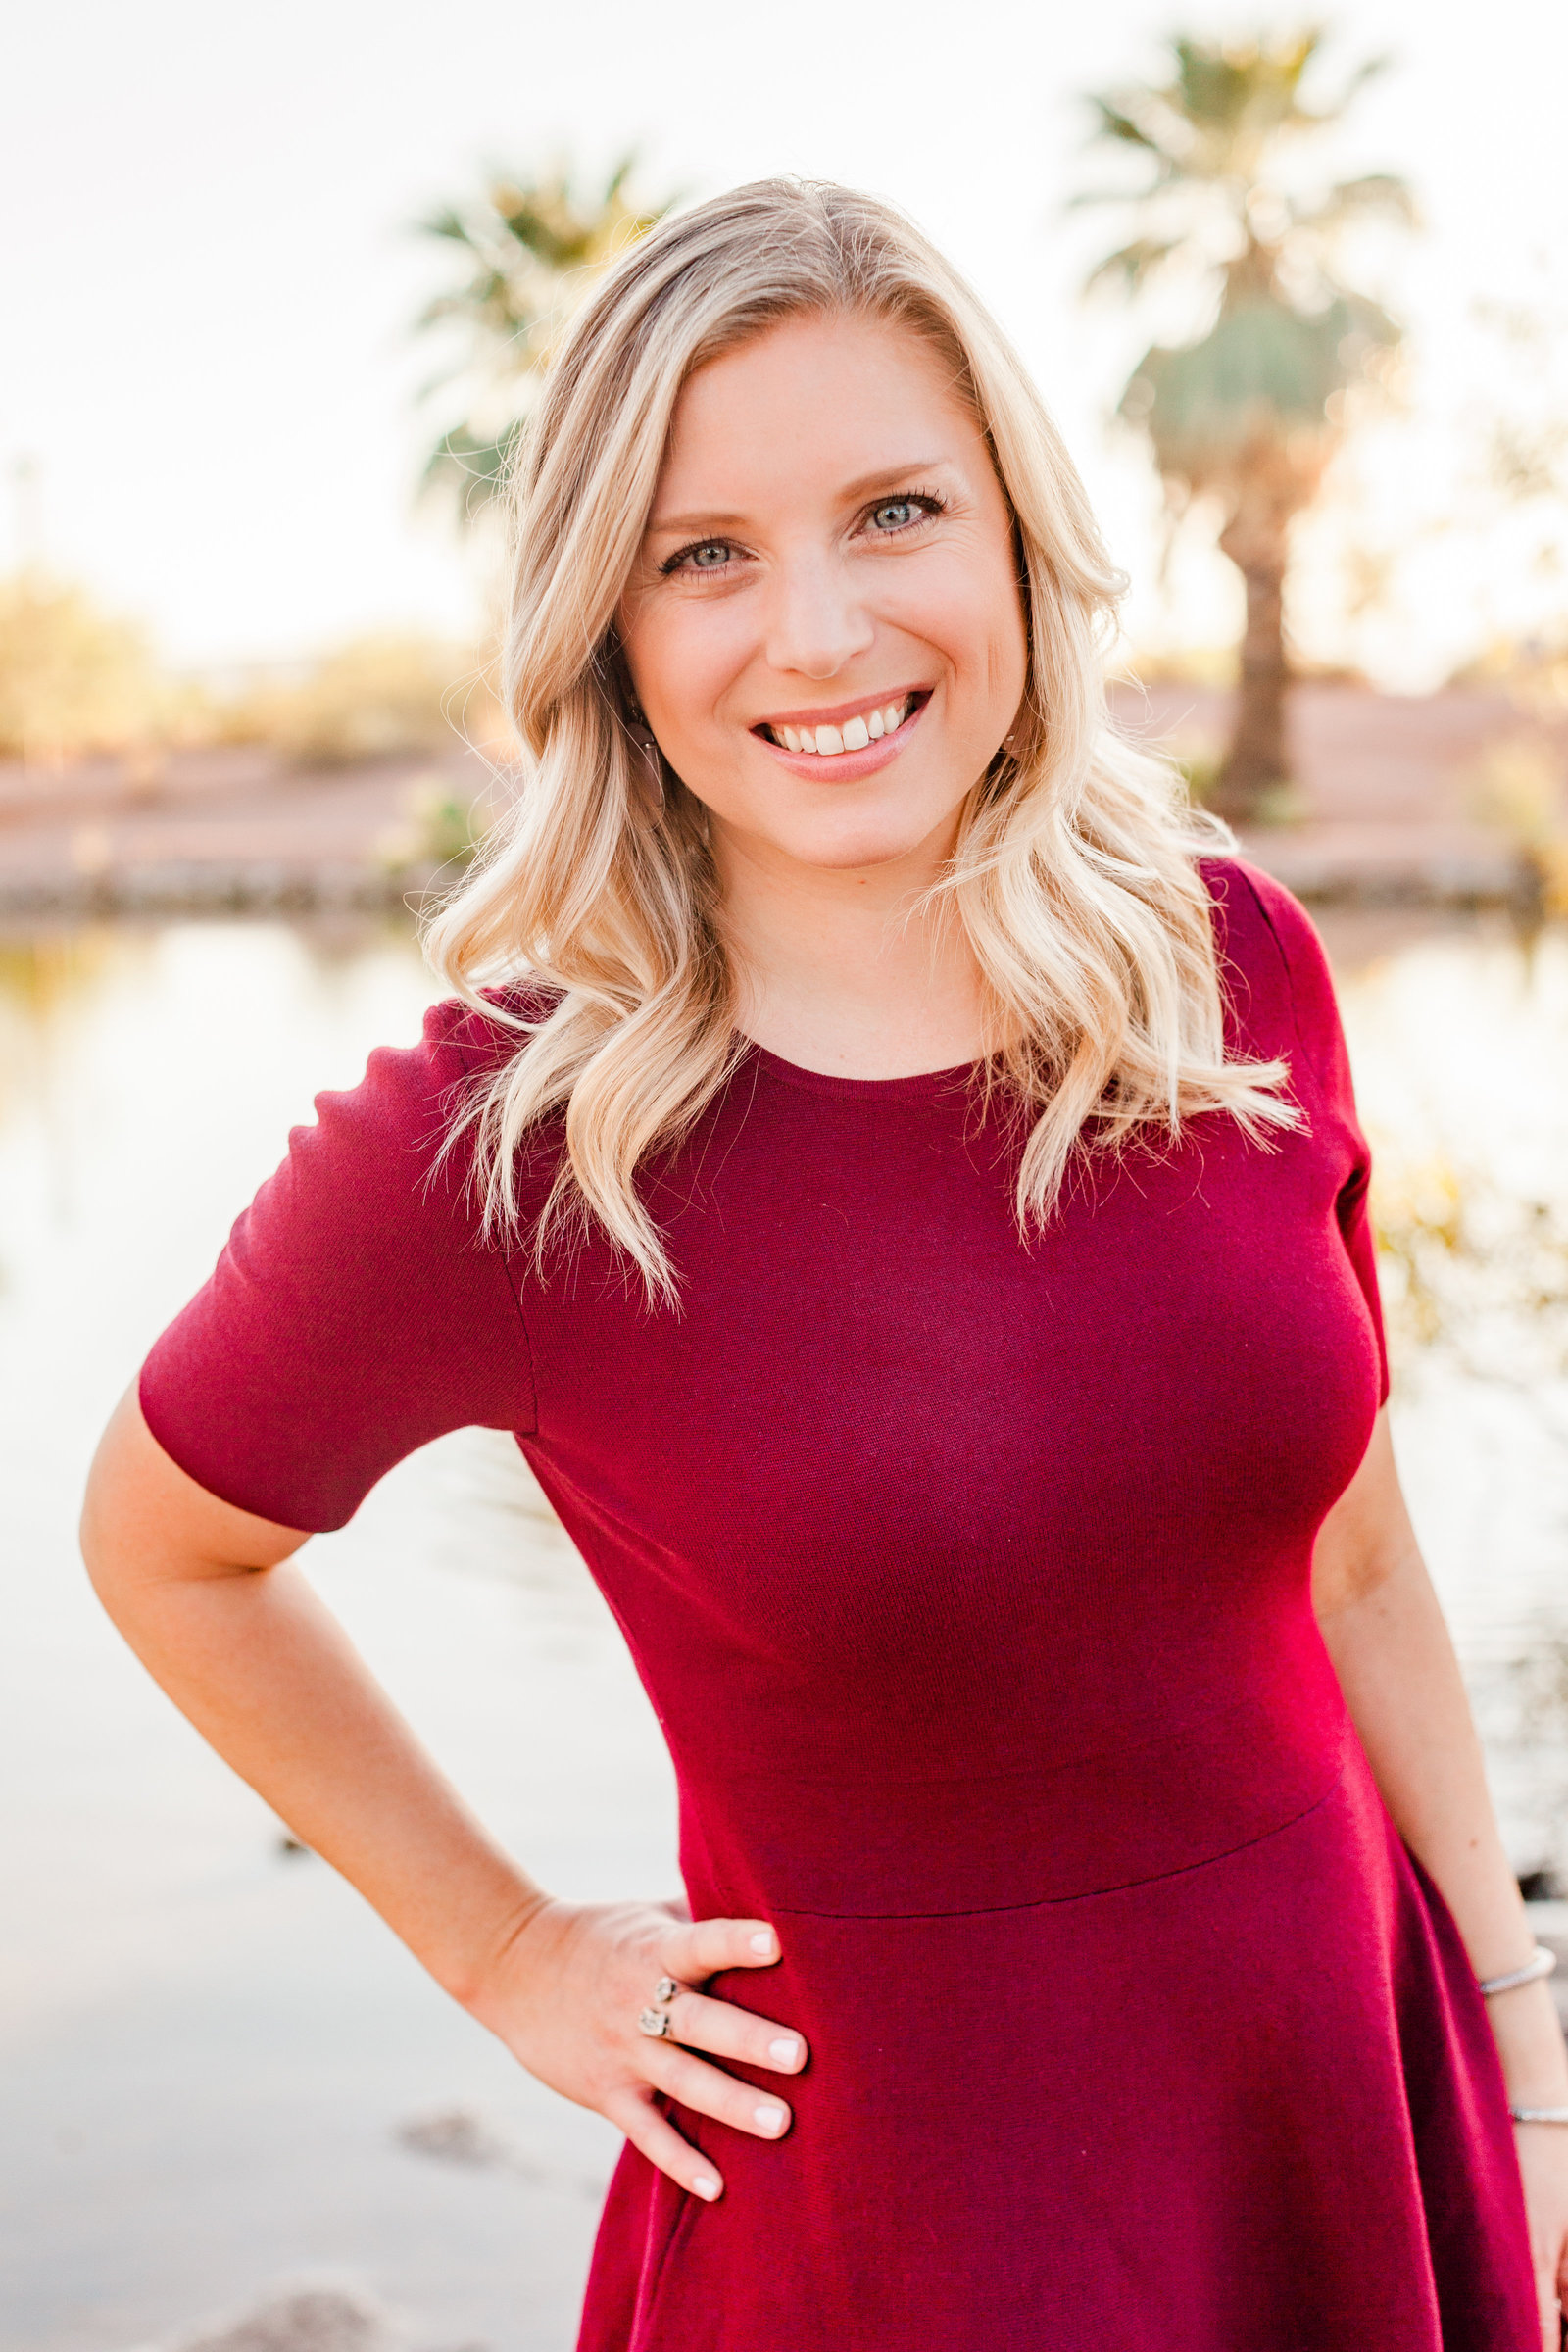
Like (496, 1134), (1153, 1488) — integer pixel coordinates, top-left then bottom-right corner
(1510, 2106), (1568, 2125)
(1479, 1945), (1558, 1998)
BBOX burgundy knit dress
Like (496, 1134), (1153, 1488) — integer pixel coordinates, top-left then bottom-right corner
(139, 858), (1539, 2350)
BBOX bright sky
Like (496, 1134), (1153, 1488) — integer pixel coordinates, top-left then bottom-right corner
(7, 0), (1566, 686)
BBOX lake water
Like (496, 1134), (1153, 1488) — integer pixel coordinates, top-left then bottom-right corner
(2, 911), (1567, 2352)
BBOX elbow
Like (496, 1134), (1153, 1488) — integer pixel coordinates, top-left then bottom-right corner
(79, 1419), (115, 1587)
(79, 1425), (135, 1610)
(1312, 1531), (1418, 1624)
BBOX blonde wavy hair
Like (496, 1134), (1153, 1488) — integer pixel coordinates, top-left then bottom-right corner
(425, 177), (1298, 1300)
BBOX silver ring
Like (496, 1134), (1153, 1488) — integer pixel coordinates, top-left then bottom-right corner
(637, 1976), (683, 2038)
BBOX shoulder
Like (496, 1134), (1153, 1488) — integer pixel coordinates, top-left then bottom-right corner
(1196, 853), (1341, 1077)
(138, 991), (547, 1532)
(312, 984), (557, 1183)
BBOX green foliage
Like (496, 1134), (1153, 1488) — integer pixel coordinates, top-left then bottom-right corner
(1077, 27), (1413, 808)
(1373, 1151), (1568, 1374)
(375, 773), (494, 878)
(1080, 26), (1412, 497)
(1469, 736), (1568, 912)
(415, 156), (676, 523)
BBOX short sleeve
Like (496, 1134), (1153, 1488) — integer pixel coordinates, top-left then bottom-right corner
(1220, 859), (1390, 1407)
(138, 1000), (535, 1531)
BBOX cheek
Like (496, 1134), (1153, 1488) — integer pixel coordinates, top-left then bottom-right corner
(891, 552), (1026, 710)
(625, 598), (753, 746)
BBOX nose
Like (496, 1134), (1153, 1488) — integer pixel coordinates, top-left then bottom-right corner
(762, 542), (875, 682)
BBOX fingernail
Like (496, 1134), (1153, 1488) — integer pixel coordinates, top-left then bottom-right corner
(755, 2102), (788, 2134)
(768, 2036), (800, 2067)
(692, 2173), (722, 2201)
(749, 1929), (775, 1955)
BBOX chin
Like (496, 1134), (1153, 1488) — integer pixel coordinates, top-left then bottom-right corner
(773, 800), (964, 871)
(786, 828), (941, 872)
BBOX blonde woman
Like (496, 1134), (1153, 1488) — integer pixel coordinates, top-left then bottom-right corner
(83, 180), (1568, 2349)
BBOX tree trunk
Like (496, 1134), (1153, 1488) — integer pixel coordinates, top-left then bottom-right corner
(1214, 496), (1291, 822)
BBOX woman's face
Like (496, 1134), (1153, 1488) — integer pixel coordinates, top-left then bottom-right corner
(617, 311), (1029, 879)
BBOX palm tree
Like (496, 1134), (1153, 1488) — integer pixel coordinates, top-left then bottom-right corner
(415, 156), (675, 521)
(1076, 29), (1414, 816)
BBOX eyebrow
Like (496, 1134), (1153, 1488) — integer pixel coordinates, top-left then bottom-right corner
(647, 458), (950, 538)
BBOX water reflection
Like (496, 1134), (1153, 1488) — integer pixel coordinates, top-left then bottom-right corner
(1324, 911), (1568, 1880)
(1, 911), (1566, 2347)
(0, 920), (664, 2352)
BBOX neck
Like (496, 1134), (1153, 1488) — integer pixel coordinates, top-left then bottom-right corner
(710, 818), (987, 1081)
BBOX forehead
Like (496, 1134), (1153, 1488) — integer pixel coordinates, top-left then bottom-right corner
(652, 311), (983, 514)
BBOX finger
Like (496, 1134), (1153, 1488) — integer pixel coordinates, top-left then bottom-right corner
(667, 1987), (808, 2075)
(663, 1915), (781, 1981)
(643, 2037), (793, 2142)
(604, 2084), (724, 2203)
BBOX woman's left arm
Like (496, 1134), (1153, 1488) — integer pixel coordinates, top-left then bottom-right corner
(1315, 1407), (1568, 2345)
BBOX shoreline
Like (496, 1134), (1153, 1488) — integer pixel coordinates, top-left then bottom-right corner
(1, 680), (1563, 919)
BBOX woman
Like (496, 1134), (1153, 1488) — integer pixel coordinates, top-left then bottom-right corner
(82, 179), (1568, 2349)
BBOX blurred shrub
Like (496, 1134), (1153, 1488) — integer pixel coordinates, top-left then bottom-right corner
(1456, 634), (1568, 715)
(375, 771), (495, 877)
(1470, 736), (1568, 913)
(1177, 751), (1221, 809)
(219, 634), (509, 767)
(0, 589), (518, 777)
(1374, 1149), (1568, 1379)
(0, 575), (172, 761)
(1120, 647), (1240, 689)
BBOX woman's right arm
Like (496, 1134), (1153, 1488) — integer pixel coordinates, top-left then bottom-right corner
(79, 1385), (808, 2198)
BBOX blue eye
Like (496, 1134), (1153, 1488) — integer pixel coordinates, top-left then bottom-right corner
(872, 499), (919, 531)
(688, 542), (732, 569)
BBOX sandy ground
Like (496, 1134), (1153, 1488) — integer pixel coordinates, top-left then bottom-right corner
(1, 683), (1563, 915)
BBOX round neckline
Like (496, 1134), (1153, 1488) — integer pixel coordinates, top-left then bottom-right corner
(739, 1035), (984, 1102)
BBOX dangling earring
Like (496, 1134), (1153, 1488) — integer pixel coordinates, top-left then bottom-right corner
(623, 710), (665, 824)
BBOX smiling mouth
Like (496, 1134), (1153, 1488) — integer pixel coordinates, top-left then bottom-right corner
(760, 693), (923, 758)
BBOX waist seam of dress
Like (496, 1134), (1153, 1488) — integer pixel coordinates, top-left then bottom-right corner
(753, 1757), (1348, 1922)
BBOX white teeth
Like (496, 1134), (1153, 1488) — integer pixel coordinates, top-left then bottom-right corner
(769, 697), (915, 754)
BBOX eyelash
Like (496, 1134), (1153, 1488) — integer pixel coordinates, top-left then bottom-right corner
(659, 489), (947, 577)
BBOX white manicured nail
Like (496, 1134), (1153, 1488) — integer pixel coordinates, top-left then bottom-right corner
(749, 1930), (774, 1954)
(768, 2036), (800, 2067)
(755, 2103), (788, 2134)
(692, 2173), (721, 2200)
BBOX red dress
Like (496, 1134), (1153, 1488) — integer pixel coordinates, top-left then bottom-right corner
(140, 859), (1538, 2349)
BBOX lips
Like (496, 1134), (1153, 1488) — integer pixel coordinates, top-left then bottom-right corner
(756, 691), (925, 759)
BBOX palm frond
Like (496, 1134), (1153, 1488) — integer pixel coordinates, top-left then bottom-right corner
(1074, 28), (1410, 327)
(1084, 236), (1189, 293)
(1086, 95), (1163, 152)
(1293, 172), (1418, 232)
(420, 422), (526, 519)
(412, 154), (676, 528)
